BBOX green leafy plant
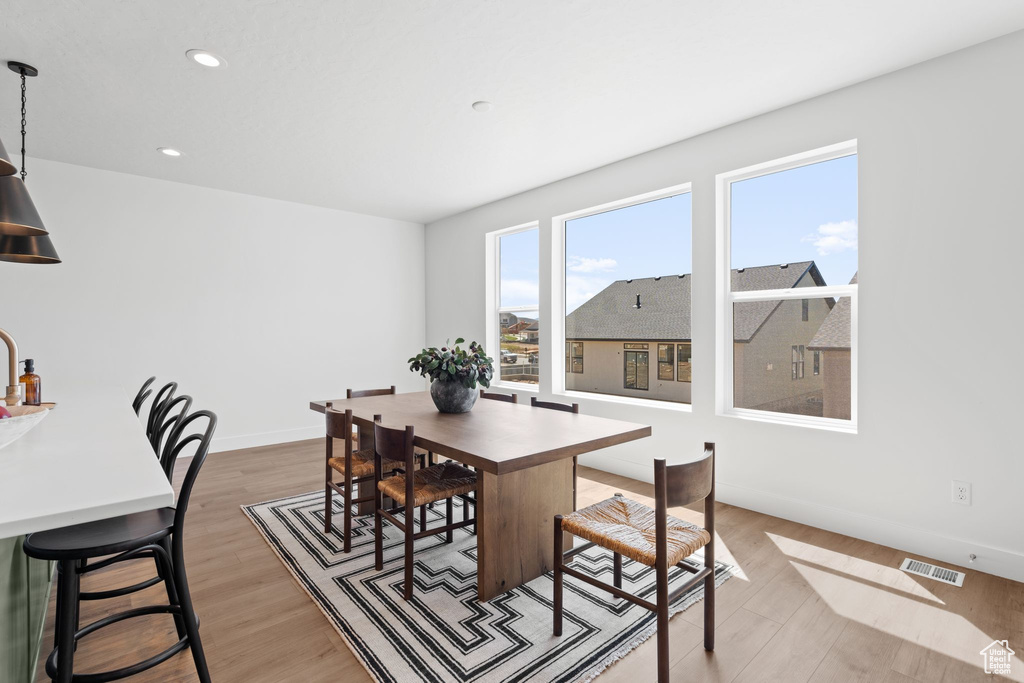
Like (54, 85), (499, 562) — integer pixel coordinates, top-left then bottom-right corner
(408, 338), (494, 389)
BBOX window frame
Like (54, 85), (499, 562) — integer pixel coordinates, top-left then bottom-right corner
(715, 140), (858, 432)
(486, 221), (541, 392)
(569, 341), (584, 374)
(676, 342), (692, 382)
(551, 182), (693, 411)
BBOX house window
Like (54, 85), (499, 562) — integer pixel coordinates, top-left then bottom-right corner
(657, 344), (674, 380)
(624, 350), (649, 390)
(569, 342), (584, 373)
(719, 141), (858, 428)
(492, 224), (539, 386)
(676, 343), (692, 382)
(562, 184), (692, 405)
(791, 345), (805, 380)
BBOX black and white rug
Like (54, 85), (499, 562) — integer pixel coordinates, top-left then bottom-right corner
(242, 490), (733, 683)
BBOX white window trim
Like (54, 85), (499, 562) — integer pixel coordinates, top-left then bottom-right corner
(715, 140), (858, 433)
(551, 182), (693, 409)
(486, 221), (541, 393)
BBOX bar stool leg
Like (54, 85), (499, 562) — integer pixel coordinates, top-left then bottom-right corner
(158, 540), (187, 639)
(613, 553), (623, 589)
(553, 515), (564, 636)
(173, 552), (211, 683)
(55, 559), (79, 683)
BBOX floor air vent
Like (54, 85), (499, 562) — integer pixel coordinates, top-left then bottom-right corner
(899, 558), (965, 587)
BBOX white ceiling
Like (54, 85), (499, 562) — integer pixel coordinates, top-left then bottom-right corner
(2, 1), (1023, 224)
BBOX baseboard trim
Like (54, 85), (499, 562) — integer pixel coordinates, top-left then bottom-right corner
(578, 452), (1024, 584)
(714, 481), (1024, 584)
(210, 426), (322, 454)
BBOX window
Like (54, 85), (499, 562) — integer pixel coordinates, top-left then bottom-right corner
(568, 342), (584, 373)
(562, 185), (692, 405)
(676, 343), (692, 382)
(791, 345), (805, 380)
(493, 224), (539, 385)
(657, 344), (674, 380)
(624, 350), (649, 390)
(719, 141), (858, 429)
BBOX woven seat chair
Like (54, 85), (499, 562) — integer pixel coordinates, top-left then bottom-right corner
(530, 397), (580, 509)
(373, 421), (478, 600)
(324, 387), (435, 547)
(323, 404), (404, 552)
(131, 376), (156, 415)
(553, 443), (716, 683)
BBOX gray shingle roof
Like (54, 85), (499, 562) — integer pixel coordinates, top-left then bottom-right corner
(809, 272), (857, 350)
(565, 262), (824, 342)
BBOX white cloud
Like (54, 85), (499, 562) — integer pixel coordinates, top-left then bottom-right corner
(802, 220), (858, 256)
(567, 256), (618, 273)
(499, 279), (538, 305)
(565, 275), (615, 313)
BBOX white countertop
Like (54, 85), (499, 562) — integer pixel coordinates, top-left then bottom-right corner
(0, 385), (175, 538)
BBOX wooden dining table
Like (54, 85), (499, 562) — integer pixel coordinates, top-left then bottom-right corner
(310, 391), (651, 601)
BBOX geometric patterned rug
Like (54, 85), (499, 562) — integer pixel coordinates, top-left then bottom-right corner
(242, 490), (733, 683)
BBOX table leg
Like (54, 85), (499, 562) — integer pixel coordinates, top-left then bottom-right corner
(350, 427), (377, 515)
(476, 459), (574, 601)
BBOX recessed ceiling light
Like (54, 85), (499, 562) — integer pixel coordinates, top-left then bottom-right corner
(158, 147), (182, 157)
(471, 101), (493, 112)
(186, 49), (225, 68)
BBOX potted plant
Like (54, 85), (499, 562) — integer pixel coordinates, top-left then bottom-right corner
(408, 338), (494, 413)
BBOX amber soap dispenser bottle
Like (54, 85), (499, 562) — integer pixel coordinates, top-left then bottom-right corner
(19, 358), (41, 406)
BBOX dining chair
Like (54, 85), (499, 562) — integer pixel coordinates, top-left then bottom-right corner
(552, 443), (716, 683)
(479, 389), (518, 403)
(24, 408), (218, 683)
(323, 405), (403, 552)
(530, 396), (581, 509)
(373, 420), (478, 600)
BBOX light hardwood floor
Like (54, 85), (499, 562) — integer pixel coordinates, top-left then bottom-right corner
(36, 439), (1023, 682)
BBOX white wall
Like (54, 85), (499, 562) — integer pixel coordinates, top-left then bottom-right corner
(0, 159), (426, 452)
(425, 32), (1024, 582)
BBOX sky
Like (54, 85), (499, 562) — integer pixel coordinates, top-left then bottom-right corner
(499, 153), (857, 313)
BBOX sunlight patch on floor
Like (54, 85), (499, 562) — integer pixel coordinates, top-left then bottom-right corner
(767, 531), (943, 603)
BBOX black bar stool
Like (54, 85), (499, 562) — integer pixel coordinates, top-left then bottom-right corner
(24, 409), (217, 683)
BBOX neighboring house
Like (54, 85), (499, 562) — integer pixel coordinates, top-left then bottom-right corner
(565, 262), (833, 409)
(524, 321), (540, 343)
(499, 311), (519, 328)
(808, 273), (856, 420)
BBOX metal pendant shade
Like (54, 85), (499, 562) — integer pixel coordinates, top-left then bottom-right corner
(0, 175), (48, 236)
(0, 231), (61, 264)
(0, 61), (59, 262)
(0, 137), (15, 176)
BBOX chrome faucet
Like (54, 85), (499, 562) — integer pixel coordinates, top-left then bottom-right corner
(0, 327), (22, 406)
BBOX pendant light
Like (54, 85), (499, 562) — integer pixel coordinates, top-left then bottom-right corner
(0, 61), (60, 263)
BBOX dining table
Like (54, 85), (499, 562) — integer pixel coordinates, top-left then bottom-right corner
(310, 391), (651, 601)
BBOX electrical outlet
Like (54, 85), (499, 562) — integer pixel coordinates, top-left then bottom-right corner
(952, 480), (971, 506)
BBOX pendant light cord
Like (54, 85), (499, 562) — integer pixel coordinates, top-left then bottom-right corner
(19, 70), (27, 181)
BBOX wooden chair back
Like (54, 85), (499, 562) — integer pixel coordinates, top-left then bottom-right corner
(656, 442), (715, 509)
(373, 421), (416, 469)
(479, 390), (518, 404)
(530, 397), (579, 413)
(348, 386), (396, 399)
(324, 404), (354, 441)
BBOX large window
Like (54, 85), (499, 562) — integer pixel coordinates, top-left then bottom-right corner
(719, 141), (858, 429)
(562, 185), (692, 405)
(495, 225), (539, 385)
